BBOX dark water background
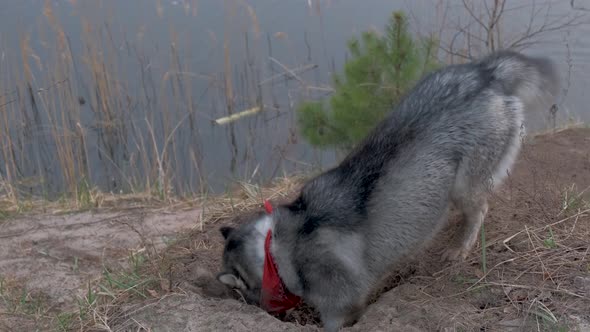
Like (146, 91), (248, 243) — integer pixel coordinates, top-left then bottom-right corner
(0, 0), (588, 196)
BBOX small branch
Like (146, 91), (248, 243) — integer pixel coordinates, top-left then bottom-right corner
(259, 63), (317, 86)
(268, 57), (306, 86)
(508, 9), (586, 50)
(571, 0), (590, 11)
(462, 0), (489, 32)
(35, 78), (69, 93)
(0, 99), (16, 110)
(214, 106), (262, 125)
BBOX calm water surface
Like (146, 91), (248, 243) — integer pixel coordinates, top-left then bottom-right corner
(0, 0), (588, 195)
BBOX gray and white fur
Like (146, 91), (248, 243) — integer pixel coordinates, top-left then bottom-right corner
(217, 50), (559, 331)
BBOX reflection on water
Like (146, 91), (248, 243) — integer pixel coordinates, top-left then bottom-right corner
(0, 0), (588, 196)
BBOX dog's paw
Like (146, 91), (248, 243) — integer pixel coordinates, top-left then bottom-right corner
(441, 247), (469, 262)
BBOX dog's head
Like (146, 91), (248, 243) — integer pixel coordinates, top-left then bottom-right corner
(216, 212), (271, 304)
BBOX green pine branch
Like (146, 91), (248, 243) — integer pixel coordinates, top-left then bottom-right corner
(297, 11), (439, 152)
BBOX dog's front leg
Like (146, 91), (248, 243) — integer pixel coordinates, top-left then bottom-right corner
(319, 301), (367, 332)
(321, 311), (348, 332)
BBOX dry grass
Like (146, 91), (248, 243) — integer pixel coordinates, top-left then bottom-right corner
(0, 188), (162, 220)
(0, 276), (55, 332)
(425, 179), (590, 330)
(188, 175), (304, 227)
(0, 172), (304, 222)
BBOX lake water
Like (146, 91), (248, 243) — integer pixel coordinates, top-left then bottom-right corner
(0, 0), (588, 196)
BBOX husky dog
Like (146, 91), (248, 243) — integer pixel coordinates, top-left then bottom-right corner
(216, 50), (559, 331)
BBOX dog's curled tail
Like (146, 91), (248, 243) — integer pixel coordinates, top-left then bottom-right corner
(479, 50), (560, 108)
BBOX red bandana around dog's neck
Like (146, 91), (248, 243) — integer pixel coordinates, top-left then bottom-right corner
(260, 200), (301, 313)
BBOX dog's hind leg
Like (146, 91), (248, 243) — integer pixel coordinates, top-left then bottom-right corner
(443, 177), (490, 262)
(443, 196), (489, 261)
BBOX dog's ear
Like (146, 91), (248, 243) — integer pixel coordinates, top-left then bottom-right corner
(220, 226), (234, 239)
(217, 272), (246, 290)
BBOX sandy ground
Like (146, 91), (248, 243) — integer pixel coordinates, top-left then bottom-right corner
(0, 208), (200, 331)
(1, 128), (590, 332)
